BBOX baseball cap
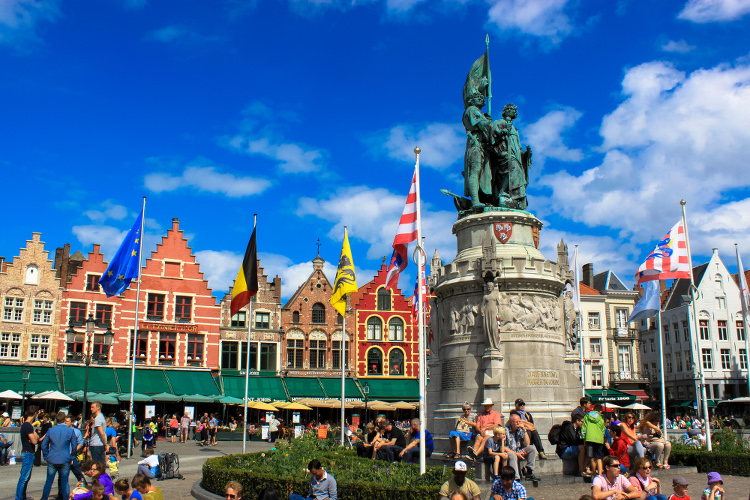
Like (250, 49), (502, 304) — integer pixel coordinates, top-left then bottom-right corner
(515, 399), (525, 406)
(672, 476), (689, 486)
(706, 472), (723, 484)
(454, 461), (467, 471)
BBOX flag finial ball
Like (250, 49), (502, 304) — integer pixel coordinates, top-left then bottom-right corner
(680, 199), (686, 206)
(414, 147), (421, 155)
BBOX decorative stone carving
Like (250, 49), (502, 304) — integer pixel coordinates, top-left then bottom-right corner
(562, 290), (577, 351)
(481, 281), (501, 351)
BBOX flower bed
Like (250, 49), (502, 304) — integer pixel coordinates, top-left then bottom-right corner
(202, 433), (464, 500)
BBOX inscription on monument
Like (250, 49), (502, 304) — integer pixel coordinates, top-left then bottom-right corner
(442, 358), (466, 390)
(526, 370), (560, 386)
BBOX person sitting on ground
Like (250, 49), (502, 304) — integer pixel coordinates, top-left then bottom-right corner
(513, 399), (547, 460)
(289, 459), (337, 500)
(591, 455), (639, 500)
(73, 460), (114, 500)
(398, 418), (433, 464)
(626, 456), (666, 500)
(701, 472), (724, 500)
(467, 398), (503, 459)
(113, 478), (143, 500)
(668, 475), (690, 500)
(0, 431), (13, 465)
(555, 415), (586, 475)
(438, 461), (481, 500)
(224, 481), (243, 500)
(505, 413), (540, 482)
(572, 398), (592, 422)
(131, 473), (163, 500)
(482, 427), (509, 481)
(609, 425), (630, 474)
(448, 403), (476, 459)
(374, 420), (406, 462)
(637, 412), (671, 469)
(136, 447), (159, 479)
(582, 404), (606, 477)
(491, 465), (533, 500)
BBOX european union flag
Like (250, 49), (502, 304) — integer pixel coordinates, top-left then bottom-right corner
(98, 209), (143, 297)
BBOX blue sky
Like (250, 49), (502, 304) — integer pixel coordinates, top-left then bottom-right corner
(3, 0), (750, 300)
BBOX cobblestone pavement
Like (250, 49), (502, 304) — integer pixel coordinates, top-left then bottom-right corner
(1, 441), (748, 500)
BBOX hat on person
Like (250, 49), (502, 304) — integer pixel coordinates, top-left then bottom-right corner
(706, 472), (723, 484)
(1, 412), (8, 417)
(481, 398), (493, 405)
(515, 398), (525, 406)
(672, 476), (689, 486)
(454, 461), (467, 471)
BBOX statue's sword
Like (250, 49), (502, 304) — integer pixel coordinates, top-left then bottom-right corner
(486, 33), (492, 117)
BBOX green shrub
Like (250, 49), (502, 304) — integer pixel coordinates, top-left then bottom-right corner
(202, 432), (465, 500)
(667, 429), (750, 476)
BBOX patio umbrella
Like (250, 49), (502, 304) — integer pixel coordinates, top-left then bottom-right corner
(118, 393), (152, 402)
(0, 390), (23, 399)
(392, 401), (417, 410)
(324, 399), (354, 409)
(369, 401), (396, 411)
(32, 391), (74, 402)
(281, 402), (313, 411)
(246, 401), (279, 411)
(218, 396), (246, 405)
(623, 403), (652, 410)
(88, 393), (120, 405)
(297, 398), (333, 408)
(181, 394), (216, 403)
(151, 392), (181, 402)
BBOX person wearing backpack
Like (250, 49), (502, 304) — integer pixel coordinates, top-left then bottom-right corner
(553, 415), (586, 475)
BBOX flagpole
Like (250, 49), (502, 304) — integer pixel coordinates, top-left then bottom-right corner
(341, 227), (347, 447)
(411, 147), (427, 475)
(681, 200), (711, 450)
(127, 196), (146, 459)
(656, 309), (668, 439)
(242, 214), (257, 454)
(574, 246), (584, 396)
(735, 244), (750, 393)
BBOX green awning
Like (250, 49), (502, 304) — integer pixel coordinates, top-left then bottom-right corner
(118, 392), (152, 402)
(362, 379), (419, 402)
(318, 377), (363, 399)
(115, 368), (170, 395)
(151, 392), (181, 402)
(585, 388), (636, 404)
(165, 370), (219, 396)
(707, 399), (718, 408)
(222, 375), (287, 401)
(680, 401), (695, 407)
(0, 365), (59, 395)
(284, 377), (325, 398)
(218, 396), (245, 405)
(62, 365), (119, 394)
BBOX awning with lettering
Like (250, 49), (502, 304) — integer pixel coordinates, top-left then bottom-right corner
(166, 370), (220, 397)
(318, 377), (363, 399)
(0, 365), (59, 395)
(222, 375), (287, 401)
(585, 388), (636, 403)
(360, 379), (419, 402)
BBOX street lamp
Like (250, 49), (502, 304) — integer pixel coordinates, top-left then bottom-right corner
(21, 368), (30, 415)
(363, 381), (370, 424)
(66, 313), (114, 424)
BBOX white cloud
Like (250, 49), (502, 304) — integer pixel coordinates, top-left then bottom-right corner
(487, 0), (573, 44)
(385, 0), (427, 13)
(374, 123), (465, 170)
(193, 250), (242, 296)
(0, 0), (60, 51)
(84, 200), (129, 223)
(660, 39), (696, 53)
(537, 58), (750, 267)
(145, 25), (220, 45)
(521, 107), (583, 171)
(678, 0), (750, 22)
(144, 163), (271, 197)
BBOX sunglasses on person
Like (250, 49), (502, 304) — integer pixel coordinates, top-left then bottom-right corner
(608, 463), (621, 468)
(226, 495), (237, 499)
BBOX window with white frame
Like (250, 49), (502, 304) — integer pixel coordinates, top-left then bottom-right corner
(4, 298), (24, 322)
(33, 300), (53, 324)
(673, 323), (679, 343)
(309, 339), (326, 369)
(590, 338), (601, 356)
(718, 320), (728, 341)
(702, 348), (713, 369)
(675, 351), (683, 372)
(740, 348), (748, 370)
(664, 323), (670, 344)
(591, 365), (603, 387)
(254, 311), (270, 329)
(367, 317), (383, 341)
(720, 348), (731, 370)
(666, 354), (672, 373)
(588, 312), (600, 330)
(699, 320), (710, 340)
(29, 333), (50, 359)
(683, 321), (689, 341)
(616, 309), (628, 335)
(717, 297), (726, 309)
(737, 321), (745, 341)
(0, 332), (21, 358)
(618, 345), (632, 378)
(388, 318), (404, 342)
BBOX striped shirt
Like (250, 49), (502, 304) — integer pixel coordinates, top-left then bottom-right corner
(411, 429), (434, 452)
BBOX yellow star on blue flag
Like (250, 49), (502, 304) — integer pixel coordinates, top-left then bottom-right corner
(98, 208), (143, 297)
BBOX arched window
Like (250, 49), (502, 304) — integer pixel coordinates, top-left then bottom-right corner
(367, 349), (383, 375)
(377, 288), (391, 311)
(388, 318), (404, 342)
(25, 265), (38, 285)
(312, 303), (325, 324)
(389, 349), (404, 376)
(367, 317), (383, 341)
(292, 310), (300, 323)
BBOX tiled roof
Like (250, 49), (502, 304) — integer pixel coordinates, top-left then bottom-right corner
(580, 283), (601, 295)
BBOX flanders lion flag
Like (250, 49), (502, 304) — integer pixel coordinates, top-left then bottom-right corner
(330, 228), (357, 316)
(230, 227), (258, 317)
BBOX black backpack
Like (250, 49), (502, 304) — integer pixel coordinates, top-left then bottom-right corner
(548, 423), (563, 445)
(158, 452), (183, 480)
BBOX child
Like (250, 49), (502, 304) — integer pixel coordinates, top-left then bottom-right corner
(105, 444), (119, 479)
(609, 425), (630, 473)
(669, 475), (691, 500)
(136, 447), (160, 479)
(701, 472), (724, 500)
(482, 426), (509, 480)
(73, 460), (114, 500)
(113, 478), (143, 500)
(90, 480), (109, 500)
(582, 403), (606, 476)
(131, 473), (164, 500)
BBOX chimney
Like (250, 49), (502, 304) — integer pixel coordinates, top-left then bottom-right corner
(172, 217), (180, 231)
(0, 256), (5, 273)
(54, 244), (71, 285)
(582, 263), (594, 288)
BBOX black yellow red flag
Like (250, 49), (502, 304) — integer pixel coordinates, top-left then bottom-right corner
(230, 228), (258, 317)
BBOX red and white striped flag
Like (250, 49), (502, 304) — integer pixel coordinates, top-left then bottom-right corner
(635, 219), (690, 285)
(385, 169), (418, 290)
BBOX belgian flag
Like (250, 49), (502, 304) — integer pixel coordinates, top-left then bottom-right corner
(230, 227), (258, 317)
